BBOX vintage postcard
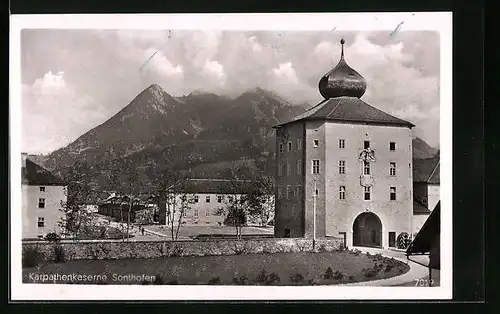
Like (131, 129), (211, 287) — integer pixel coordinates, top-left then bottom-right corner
(10, 12), (452, 300)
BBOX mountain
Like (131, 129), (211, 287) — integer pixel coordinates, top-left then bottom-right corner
(412, 136), (439, 159)
(44, 84), (438, 189)
(44, 84), (305, 186)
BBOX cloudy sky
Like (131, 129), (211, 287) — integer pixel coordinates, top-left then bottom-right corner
(20, 29), (440, 154)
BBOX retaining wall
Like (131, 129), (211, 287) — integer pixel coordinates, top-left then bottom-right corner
(23, 238), (343, 262)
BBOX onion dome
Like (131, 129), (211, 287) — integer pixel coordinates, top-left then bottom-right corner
(318, 39), (367, 99)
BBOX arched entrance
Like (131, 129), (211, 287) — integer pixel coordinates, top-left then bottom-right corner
(353, 212), (382, 248)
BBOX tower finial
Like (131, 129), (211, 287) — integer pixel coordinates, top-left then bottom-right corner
(340, 38), (345, 58)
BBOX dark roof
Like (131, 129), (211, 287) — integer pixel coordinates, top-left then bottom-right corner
(22, 159), (66, 186)
(180, 179), (254, 195)
(413, 199), (431, 215)
(413, 156), (440, 183)
(274, 97), (414, 128)
(406, 201), (440, 256)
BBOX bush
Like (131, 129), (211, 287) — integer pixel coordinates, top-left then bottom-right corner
(208, 276), (222, 285)
(256, 269), (269, 283)
(290, 273), (304, 283)
(323, 267), (334, 279)
(44, 232), (61, 242)
(384, 264), (393, 273)
(22, 246), (43, 268)
(362, 267), (378, 278)
(53, 245), (66, 263)
(317, 244), (327, 252)
(266, 272), (280, 285)
(333, 270), (344, 280)
(232, 275), (249, 285)
(152, 275), (165, 285)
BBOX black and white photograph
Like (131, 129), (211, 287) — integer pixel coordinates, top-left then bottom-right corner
(10, 12), (452, 300)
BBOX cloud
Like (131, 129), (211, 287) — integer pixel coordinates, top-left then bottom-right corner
(203, 60), (226, 84)
(21, 30), (441, 151)
(248, 36), (263, 52)
(21, 71), (106, 154)
(272, 62), (299, 84)
(142, 48), (183, 78)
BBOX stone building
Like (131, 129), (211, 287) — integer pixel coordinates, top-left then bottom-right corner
(273, 39), (415, 249)
(21, 153), (67, 239)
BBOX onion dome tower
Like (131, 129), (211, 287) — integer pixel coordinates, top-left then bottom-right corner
(318, 38), (367, 99)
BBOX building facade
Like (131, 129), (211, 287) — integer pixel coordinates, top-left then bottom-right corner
(412, 155), (440, 234)
(161, 178), (275, 226)
(274, 39), (415, 249)
(21, 153), (67, 239)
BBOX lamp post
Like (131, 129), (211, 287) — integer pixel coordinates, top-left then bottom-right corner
(313, 177), (317, 250)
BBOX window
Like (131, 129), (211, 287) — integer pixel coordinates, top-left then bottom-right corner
(182, 210), (187, 218)
(297, 138), (302, 150)
(217, 195), (223, 203)
(194, 196), (199, 203)
(390, 187), (396, 200)
(364, 141), (370, 149)
(38, 198), (45, 208)
(339, 139), (345, 149)
(297, 159), (302, 175)
(278, 162), (283, 176)
(206, 195), (211, 203)
(37, 217), (45, 228)
(312, 159), (320, 174)
(287, 186), (296, 200)
(339, 186), (346, 200)
(278, 187), (284, 199)
(286, 162), (291, 176)
(389, 232), (396, 247)
(39, 187), (45, 192)
(364, 186), (371, 200)
(313, 139), (319, 147)
(279, 143), (283, 153)
(315, 189), (319, 197)
(297, 186), (302, 199)
(288, 141), (292, 152)
(363, 161), (371, 175)
(339, 160), (346, 174)
(205, 209), (210, 216)
(390, 162), (396, 176)
(194, 208), (199, 217)
(390, 142), (396, 151)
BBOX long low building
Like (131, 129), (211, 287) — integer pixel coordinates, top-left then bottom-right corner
(159, 178), (275, 227)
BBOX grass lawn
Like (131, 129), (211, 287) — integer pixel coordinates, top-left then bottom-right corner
(146, 225), (273, 238)
(23, 250), (409, 286)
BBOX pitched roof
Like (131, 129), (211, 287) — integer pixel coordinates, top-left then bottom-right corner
(274, 97), (414, 128)
(413, 156), (440, 183)
(406, 202), (440, 262)
(180, 178), (254, 195)
(22, 159), (66, 186)
(413, 199), (431, 215)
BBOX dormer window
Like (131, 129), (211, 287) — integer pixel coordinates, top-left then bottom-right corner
(39, 187), (45, 192)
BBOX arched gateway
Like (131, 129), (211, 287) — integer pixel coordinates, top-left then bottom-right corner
(353, 212), (382, 248)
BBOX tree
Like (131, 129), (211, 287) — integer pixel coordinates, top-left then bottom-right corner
(107, 156), (147, 242)
(146, 164), (194, 240)
(59, 160), (99, 240)
(215, 167), (275, 239)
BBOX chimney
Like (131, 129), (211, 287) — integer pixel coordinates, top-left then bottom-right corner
(21, 152), (28, 168)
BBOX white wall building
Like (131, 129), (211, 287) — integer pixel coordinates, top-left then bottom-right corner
(21, 153), (67, 239)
